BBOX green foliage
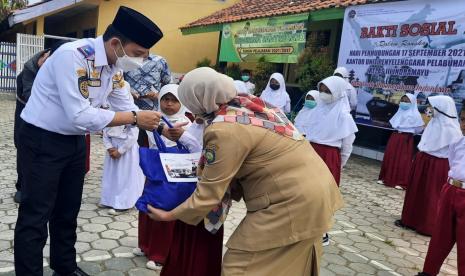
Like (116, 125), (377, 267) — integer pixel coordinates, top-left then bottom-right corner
(295, 37), (335, 92)
(196, 57), (213, 68)
(253, 57), (278, 96)
(0, 0), (27, 21)
(224, 63), (241, 80)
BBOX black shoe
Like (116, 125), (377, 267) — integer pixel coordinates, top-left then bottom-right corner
(394, 219), (406, 228)
(322, 233), (330, 246)
(415, 273), (431, 276)
(52, 267), (90, 276)
(13, 191), (21, 204)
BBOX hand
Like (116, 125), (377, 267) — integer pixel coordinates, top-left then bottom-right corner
(131, 92), (140, 100)
(112, 150), (122, 159)
(166, 122), (189, 141)
(194, 116), (204, 124)
(136, 111), (161, 130)
(161, 122), (189, 141)
(37, 51), (50, 67)
(144, 91), (159, 100)
(108, 148), (121, 159)
(147, 205), (175, 221)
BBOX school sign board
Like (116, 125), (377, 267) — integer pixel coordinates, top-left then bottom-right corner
(337, 0), (465, 128)
(219, 13), (308, 63)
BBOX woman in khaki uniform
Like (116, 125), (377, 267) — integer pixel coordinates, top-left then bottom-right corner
(147, 67), (344, 276)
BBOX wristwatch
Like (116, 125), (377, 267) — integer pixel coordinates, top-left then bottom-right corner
(131, 111), (137, 126)
(157, 123), (165, 135)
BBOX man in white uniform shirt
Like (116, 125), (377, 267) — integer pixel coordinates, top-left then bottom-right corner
(15, 7), (163, 276)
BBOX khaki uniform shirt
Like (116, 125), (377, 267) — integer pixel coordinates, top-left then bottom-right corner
(172, 122), (344, 251)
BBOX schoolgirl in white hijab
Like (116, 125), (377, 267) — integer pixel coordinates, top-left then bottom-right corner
(294, 90), (319, 137)
(260, 73), (291, 113)
(147, 84), (193, 148)
(378, 93), (425, 189)
(389, 93), (424, 133)
(418, 95), (462, 158)
(396, 95), (462, 235)
(306, 76), (358, 168)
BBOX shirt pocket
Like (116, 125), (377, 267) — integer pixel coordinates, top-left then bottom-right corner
(245, 193), (270, 212)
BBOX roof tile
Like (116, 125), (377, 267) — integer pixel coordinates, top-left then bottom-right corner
(182, 0), (393, 29)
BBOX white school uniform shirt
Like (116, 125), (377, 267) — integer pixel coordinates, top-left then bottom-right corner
(389, 93), (424, 134)
(147, 123), (203, 154)
(245, 81), (255, 95)
(306, 76), (358, 167)
(448, 136), (465, 181)
(21, 36), (138, 135)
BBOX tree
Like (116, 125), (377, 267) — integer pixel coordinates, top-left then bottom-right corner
(1, 0), (28, 22)
(295, 36), (335, 92)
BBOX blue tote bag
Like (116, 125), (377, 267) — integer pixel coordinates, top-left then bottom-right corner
(136, 118), (198, 212)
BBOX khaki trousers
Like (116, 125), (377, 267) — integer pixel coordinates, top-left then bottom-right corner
(222, 237), (322, 276)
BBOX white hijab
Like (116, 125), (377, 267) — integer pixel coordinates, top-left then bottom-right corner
(418, 95), (462, 152)
(389, 93), (424, 130)
(178, 67), (237, 115)
(306, 76), (358, 143)
(334, 67), (349, 79)
(158, 84), (190, 123)
(294, 90), (320, 136)
(152, 84), (192, 147)
(260, 73), (290, 110)
(234, 80), (249, 94)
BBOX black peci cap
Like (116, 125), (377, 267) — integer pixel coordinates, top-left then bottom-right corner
(112, 6), (163, 49)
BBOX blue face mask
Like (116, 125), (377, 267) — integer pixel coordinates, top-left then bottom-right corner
(241, 75), (250, 82)
(304, 100), (317, 109)
(399, 102), (412, 110)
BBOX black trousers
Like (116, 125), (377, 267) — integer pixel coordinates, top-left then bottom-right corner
(14, 100), (25, 192)
(14, 123), (86, 276)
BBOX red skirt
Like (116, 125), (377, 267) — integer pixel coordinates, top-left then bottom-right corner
(400, 152), (450, 236)
(161, 221), (223, 276)
(85, 134), (90, 173)
(138, 212), (175, 264)
(423, 184), (465, 275)
(379, 132), (415, 188)
(311, 142), (341, 186)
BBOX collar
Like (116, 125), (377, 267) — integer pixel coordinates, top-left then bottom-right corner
(94, 36), (109, 67)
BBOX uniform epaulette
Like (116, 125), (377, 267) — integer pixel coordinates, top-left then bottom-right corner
(77, 45), (95, 59)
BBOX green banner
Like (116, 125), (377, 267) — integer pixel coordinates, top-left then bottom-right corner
(219, 13), (309, 63)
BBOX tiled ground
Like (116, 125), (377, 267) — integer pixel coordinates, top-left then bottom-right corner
(0, 93), (458, 275)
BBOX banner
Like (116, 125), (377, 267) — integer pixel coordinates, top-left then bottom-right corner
(338, 0), (465, 128)
(219, 13), (308, 63)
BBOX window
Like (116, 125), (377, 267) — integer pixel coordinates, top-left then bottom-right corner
(65, 32), (77, 38)
(82, 28), (96, 38)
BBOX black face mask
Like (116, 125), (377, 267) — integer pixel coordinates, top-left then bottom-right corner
(270, 83), (280, 91)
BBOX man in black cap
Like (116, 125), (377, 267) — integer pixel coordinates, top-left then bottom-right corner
(14, 7), (164, 276)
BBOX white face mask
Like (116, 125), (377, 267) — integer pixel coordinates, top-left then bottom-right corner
(320, 92), (334, 104)
(113, 40), (144, 72)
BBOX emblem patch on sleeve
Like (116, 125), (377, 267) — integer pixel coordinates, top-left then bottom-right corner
(203, 144), (218, 165)
(77, 68), (89, 99)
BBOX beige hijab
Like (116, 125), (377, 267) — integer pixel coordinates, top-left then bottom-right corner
(178, 67), (237, 115)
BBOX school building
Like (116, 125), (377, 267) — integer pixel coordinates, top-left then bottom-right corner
(0, 0), (241, 73)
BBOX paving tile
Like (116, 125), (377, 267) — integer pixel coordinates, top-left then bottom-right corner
(0, 96), (458, 274)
